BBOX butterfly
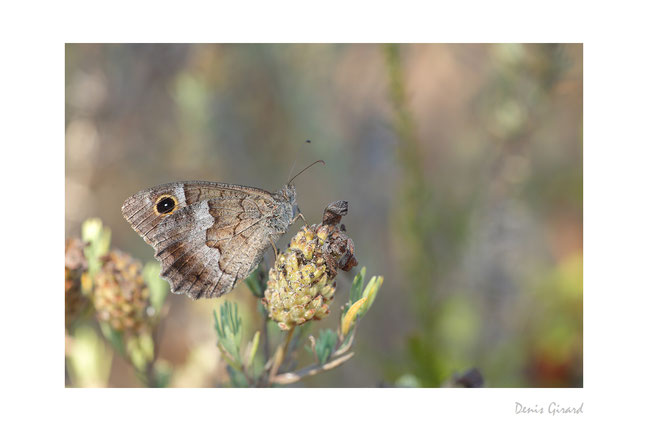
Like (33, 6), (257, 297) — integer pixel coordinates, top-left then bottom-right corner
(122, 181), (300, 299)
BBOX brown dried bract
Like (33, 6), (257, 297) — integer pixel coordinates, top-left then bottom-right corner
(65, 238), (88, 272)
(322, 200), (348, 226)
(316, 201), (358, 277)
(65, 238), (89, 329)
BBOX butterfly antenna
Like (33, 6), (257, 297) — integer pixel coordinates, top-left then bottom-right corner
(286, 159), (298, 185)
(288, 159), (325, 185)
(286, 139), (312, 185)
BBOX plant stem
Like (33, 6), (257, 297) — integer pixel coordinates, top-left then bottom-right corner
(261, 313), (271, 363)
(269, 327), (295, 384)
(273, 352), (355, 385)
(144, 359), (157, 387)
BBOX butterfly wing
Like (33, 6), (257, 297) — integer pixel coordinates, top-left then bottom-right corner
(122, 181), (288, 299)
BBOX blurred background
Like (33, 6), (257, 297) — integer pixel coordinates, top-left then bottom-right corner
(65, 44), (582, 387)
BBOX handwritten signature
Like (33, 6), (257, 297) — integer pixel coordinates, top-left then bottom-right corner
(515, 402), (584, 415)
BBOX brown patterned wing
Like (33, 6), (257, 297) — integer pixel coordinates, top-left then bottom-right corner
(122, 182), (282, 299)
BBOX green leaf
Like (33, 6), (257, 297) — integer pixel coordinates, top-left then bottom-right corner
(138, 333), (155, 362)
(314, 329), (337, 365)
(213, 302), (243, 363)
(227, 365), (249, 387)
(126, 337), (146, 371)
(351, 267), (366, 303)
(345, 267), (366, 315)
(154, 362), (173, 388)
(244, 268), (265, 297)
(339, 329), (354, 351)
(358, 275), (383, 318)
(245, 331), (260, 370)
(143, 261), (169, 314)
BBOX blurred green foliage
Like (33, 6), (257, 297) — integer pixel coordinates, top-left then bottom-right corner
(67, 325), (113, 387)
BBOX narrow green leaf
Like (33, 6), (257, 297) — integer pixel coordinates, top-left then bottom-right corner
(126, 337), (146, 371)
(358, 275), (383, 318)
(314, 329), (337, 365)
(213, 310), (223, 338)
(244, 268), (265, 297)
(344, 266), (366, 315)
(350, 267), (366, 303)
(154, 362), (173, 388)
(139, 333), (155, 362)
(227, 365), (249, 388)
(214, 302), (243, 364)
(245, 331), (260, 370)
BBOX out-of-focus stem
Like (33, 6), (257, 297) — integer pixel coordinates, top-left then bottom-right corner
(383, 44), (434, 318)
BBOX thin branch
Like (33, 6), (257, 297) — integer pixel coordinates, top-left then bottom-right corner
(273, 352), (355, 385)
(269, 327), (295, 383)
(334, 331), (355, 357)
(308, 335), (318, 363)
(216, 344), (255, 387)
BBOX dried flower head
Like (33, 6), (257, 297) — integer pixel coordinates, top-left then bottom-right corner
(93, 250), (151, 333)
(263, 201), (358, 330)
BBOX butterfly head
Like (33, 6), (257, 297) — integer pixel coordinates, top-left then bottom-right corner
(279, 183), (300, 221)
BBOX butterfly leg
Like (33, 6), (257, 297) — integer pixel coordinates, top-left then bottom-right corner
(270, 239), (279, 259)
(292, 213), (307, 226)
